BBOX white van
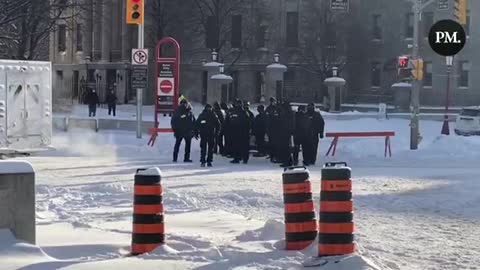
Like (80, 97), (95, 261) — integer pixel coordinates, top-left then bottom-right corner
(454, 107), (480, 136)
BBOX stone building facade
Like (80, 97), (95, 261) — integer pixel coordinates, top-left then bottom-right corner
(50, 0), (480, 108)
(354, 0), (480, 106)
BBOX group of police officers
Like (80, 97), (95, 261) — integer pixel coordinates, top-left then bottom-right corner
(170, 97), (325, 168)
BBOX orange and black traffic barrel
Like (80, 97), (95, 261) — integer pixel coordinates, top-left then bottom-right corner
(283, 166), (317, 250)
(131, 167), (165, 255)
(319, 162), (355, 257)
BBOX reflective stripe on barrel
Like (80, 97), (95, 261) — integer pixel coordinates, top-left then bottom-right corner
(283, 167), (317, 251)
(132, 168), (164, 255)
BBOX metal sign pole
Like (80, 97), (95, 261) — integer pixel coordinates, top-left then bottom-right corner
(136, 23), (144, 139)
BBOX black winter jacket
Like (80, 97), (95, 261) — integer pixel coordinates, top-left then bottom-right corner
(307, 110), (325, 138)
(295, 111), (311, 140)
(171, 106), (196, 138)
(253, 112), (267, 137)
(195, 110), (221, 137)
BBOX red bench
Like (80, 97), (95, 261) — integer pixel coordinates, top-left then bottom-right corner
(325, 132), (395, 158)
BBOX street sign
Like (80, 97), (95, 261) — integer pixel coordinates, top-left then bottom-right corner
(132, 48), (148, 65)
(438, 0), (448, 10)
(157, 62), (175, 104)
(131, 65), (148, 89)
(331, 0), (349, 11)
(155, 37), (181, 116)
(159, 79), (173, 94)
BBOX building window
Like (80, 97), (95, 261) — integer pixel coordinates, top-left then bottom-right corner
(371, 62), (381, 87)
(206, 16), (219, 49)
(231, 15), (242, 48)
(424, 61), (432, 87)
(76, 23), (83, 52)
(286, 12), (299, 47)
(458, 61), (470, 88)
(406, 13), (414, 39)
(58, 24), (67, 52)
(372, 14), (382, 40)
(423, 12), (434, 38)
(256, 25), (267, 48)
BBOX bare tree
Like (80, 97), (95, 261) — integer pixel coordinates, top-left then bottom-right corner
(190, 0), (262, 69)
(298, 0), (353, 79)
(0, 0), (85, 60)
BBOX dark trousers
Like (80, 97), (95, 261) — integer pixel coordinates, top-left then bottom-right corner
(233, 135), (249, 162)
(255, 133), (266, 154)
(268, 133), (276, 161)
(311, 136), (319, 165)
(303, 135), (319, 165)
(200, 135), (215, 163)
(278, 136), (292, 166)
(108, 104), (116, 116)
(225, 132), (232, 156)
(88, 105), (96, 117)
(214, 132), (224, 155)
(173, 135), (192, 161)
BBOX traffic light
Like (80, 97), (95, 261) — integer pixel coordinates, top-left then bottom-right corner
(398, 56), (409, 69)
(454, 0), (468, 26)
(411, 59), (424, 81)
(126, 0), (144, 25)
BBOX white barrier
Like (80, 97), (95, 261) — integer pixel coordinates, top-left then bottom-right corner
(0, 161), (35, 244)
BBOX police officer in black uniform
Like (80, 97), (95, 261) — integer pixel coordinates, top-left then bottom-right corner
(171, 100), (196, 163)
(227, 100), (251, 164)
(253, 105), (267, 156)
(265, 97), (278, 162)
(305, 102), (325, 166)
(213, 102), (226, 155)
(195, 104), (221, 167)
(278, 101), (295, 167)
(293, 105), (310, 166)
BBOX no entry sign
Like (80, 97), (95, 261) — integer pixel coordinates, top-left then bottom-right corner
(159, 80), (173, 94)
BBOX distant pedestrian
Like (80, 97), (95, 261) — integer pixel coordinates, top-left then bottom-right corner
(106, 90), (118, 117)
(278, 101), (295, 167)
(227, 99), (251, 164)
(171, 100), (196, 163)
(265, 97), (278, 162)
(213, 102), (226, 155)
(305, 103), (325, 166)
(253, 105), (267, 156)
(86, 89), (99, 117)
(195, 104), (221, 167)
(293, 105), (310, 166)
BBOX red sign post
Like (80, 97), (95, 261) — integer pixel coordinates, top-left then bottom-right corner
(148, 37), (181, 146)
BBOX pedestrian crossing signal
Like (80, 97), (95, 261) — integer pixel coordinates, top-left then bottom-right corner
(126, 0), (144, 25)
(398, 56), (409, 69)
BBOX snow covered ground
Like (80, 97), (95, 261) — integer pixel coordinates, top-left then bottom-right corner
(2, 116), (480, 269)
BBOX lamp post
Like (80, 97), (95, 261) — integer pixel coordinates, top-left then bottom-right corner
(441, 56), (454, 135)
(266, 54), (287, 100)
(323, 67), (346, 113)
(203, 50), (223, 104)
(211, 64), (233, 102)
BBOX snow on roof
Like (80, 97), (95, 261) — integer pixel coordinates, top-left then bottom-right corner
(211, 74), (233, 81)
(0, 161), (34, 174)
(203, 61), (222, 67)
(324, 77), (346, 83)
(266, 63), (287, 70)
(137, 167), (162, 176)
